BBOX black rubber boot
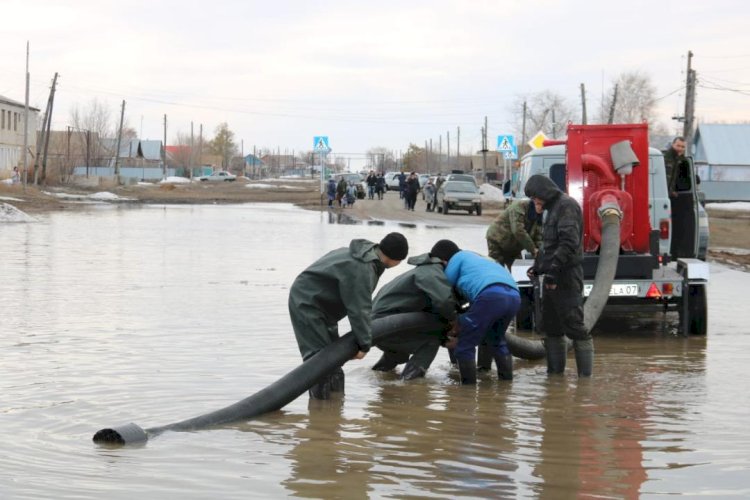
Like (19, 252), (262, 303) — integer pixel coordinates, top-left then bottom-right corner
(457, 358), (477, 385)
(308, 377), (331, 400)
(330, 368), (345, 392)
(477, 343), (493, 372)
(400, 361), (426, 381)
(574, 339), (594, 377)
(447, 348), (457, 366)
(494, 353), (513, 381)
(545, 336), (567, 375)
(371, 353), (399, 372)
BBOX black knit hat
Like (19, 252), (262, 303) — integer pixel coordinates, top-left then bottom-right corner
(379, 232), (409, 261)
(430, 239), (460, 262)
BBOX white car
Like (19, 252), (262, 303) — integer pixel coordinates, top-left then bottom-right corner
(384, 172), (402, 191)
(199, 171), (236, 182)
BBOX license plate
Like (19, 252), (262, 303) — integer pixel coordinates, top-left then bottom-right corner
(583, 283), (638, 297)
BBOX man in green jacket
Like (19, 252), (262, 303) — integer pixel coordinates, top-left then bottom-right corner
(288, 232), (409, 399)
(370, 251), (459, 380)
(663, 136), (686, 199)
(485, 198), (543, 269)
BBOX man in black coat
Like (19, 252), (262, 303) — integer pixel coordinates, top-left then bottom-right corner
(524, 174), (593, 377)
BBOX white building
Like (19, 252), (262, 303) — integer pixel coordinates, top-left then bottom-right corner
(0, 95), (40, 176)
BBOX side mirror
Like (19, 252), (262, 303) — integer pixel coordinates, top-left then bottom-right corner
(695, 174), (701, 185)
(480, 191), (485, 195)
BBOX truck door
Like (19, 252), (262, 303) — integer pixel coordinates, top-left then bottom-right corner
(670, 157), (699, 258)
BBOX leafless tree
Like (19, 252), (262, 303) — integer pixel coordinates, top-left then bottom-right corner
(366, 146), (395, 172)
(510, 90), (576, 144)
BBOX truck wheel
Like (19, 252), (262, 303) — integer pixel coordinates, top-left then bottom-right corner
(680, 284), (707, 336)
(443, 203), (449, 215)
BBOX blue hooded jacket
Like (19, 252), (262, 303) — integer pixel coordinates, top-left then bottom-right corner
(444, 250), (518, 302)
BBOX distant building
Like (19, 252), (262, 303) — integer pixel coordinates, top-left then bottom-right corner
(0, 95), (40, 175)
(692, 124), (750, 201)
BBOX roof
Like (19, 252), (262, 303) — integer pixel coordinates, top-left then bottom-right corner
(693, 124), (750, 165)
(100, 138), (163, 160)
(0, 94), (41, 112)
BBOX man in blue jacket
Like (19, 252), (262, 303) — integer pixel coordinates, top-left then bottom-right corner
(431, 240), (521, 384)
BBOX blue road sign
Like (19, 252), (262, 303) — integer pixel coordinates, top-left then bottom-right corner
(313, 136), (331, 152)
(497, 134), (517, 159)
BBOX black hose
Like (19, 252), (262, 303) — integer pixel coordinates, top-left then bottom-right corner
(93, 312), (445, 445)
(583, 210), (622, 332)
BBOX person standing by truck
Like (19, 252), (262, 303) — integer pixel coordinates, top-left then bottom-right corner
(524, 174), (593, 378)
(664, 136), (686, 199)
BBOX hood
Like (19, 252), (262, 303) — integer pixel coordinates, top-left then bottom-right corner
(524, 175), (562, 203)
(349, 239), (379, 262)
(406, 253), (441, 266)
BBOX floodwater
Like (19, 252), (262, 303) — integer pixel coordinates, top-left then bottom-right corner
(1, 203), (749, 499)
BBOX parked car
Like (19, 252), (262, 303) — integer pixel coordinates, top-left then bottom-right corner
(436, 180), (483, 215)
(444, 173), (477, 186)
(418, 174), (430, 188)
(332, 172), (366, 199)
(199, 171), (236, 182)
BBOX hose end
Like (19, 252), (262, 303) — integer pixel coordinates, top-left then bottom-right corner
(93, 423), (148, 445)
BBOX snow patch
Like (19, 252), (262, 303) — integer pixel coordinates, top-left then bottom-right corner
(706, 202), (750, 212)
(0, 202), (37, 223)
(246, 183), (304, 190)
(0, 195), (24, 202)
(159, 176), (191, 184)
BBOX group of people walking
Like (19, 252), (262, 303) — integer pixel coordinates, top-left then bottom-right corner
(289, 174), (591, 399)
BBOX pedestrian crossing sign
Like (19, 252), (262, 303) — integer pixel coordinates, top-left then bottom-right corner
(313, 136), (331, 152)
(496, 134), (517, 159)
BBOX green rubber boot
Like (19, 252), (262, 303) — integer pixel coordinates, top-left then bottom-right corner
(545, 336), (567, 375)
(574, 339), (594, 377)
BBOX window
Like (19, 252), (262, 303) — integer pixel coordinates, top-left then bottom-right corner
(1, 109), (4, 130)
(14, 112), (18, 131)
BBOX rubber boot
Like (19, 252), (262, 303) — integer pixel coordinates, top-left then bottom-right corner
(371, 353), (399, 372)
(400, 361), (426, 381)
(330, 367), (345, 392)
(457, 358), (477, 385)
(494, 353), (513, 381)
(477, 343), (493, 372)
(308, 377), (331, 400)
(545, 336), (567, 375)
(448, 348), (457, 366)
(574, 339), (594, 378)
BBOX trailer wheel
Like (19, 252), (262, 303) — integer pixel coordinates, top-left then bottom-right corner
(680, 284), (707, 336)
(442, 203), (449, 215)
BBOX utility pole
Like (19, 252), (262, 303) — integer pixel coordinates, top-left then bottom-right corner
(683, 50), (696, 151)
(438, 134), (442, 173)
(114, 99), (125, 185)
(607, 84), (618, 124)
(189, 121), (194, 180)
(425, 140), (429, 173)
(580, 83), (588, 125)
(163, 114), (167, 178)
(40, 72), (58, 185)
(521, 101), (527, 158)
(447, 130), (451, 165)
(429, 138), (433, 174)
(482, 115), (488, 177)
(23, 41), (30, 189)
(456, 126), (460, 171)
(199, 124), (203, 174)
(551, 109), (557, 139)
(34, 74), (53, 185)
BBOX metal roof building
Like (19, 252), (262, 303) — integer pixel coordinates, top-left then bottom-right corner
(693, 124), (750, 201)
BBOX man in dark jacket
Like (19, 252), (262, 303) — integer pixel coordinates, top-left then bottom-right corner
(524, 174), (592, 377)
(370, 251), (458, 380)
(663, 136), (686, 199)
(289, 232), (409, 399)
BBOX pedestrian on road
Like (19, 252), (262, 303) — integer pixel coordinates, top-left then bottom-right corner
(406, 172), (420, 211)
(375, 173), (386, 200)
(423, 179), (436, 212)
(326, 177), (337, 208)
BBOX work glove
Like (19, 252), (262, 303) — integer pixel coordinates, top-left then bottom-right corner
(526, 266), (539, 279)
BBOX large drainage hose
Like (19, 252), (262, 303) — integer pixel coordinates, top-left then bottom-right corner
(93, 312), (445, 445)
(504, 203), (622, 360)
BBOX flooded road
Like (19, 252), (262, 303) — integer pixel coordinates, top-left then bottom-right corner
(1, 203), (749, 498)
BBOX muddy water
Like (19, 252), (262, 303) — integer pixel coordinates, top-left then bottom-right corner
(1, 203), (749, 499)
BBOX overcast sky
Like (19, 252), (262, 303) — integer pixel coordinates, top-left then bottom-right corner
(2, 0), (749, 169)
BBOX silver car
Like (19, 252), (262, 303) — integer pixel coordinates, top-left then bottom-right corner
(199, 171), (236, 182)
(436, 180), (482, 215)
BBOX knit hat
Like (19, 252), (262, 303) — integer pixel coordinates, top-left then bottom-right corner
(379, 232), (409, 261)
(430, 239), (460, 262)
